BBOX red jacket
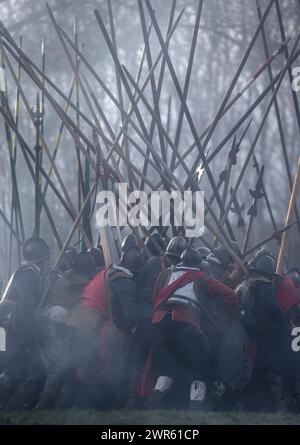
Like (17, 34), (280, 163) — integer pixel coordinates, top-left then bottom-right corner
(153, 268), (238, 321)
(81, 267), (110, 317)
(276, 275), (298, 313)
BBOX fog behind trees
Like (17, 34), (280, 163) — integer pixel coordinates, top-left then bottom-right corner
(0, 0), (299, 278)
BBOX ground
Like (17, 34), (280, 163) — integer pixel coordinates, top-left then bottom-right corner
(0, 409), (299, 425)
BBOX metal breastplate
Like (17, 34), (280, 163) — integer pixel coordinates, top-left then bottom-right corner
(166, 268), (199, 310)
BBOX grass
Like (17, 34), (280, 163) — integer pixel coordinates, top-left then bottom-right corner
(0, 409), (299, 425)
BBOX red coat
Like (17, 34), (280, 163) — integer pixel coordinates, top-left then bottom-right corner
(81, 267), (110, 317)
(139, 269), (238, 398)
(276, 275), (298, 313)
(80, 267), (126, 375)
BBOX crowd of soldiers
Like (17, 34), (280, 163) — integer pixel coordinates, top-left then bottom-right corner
(0, 232), (299, 413)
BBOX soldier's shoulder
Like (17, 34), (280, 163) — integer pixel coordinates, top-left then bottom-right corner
(14, 263), (40, 279)
(108, 265), (133, 280)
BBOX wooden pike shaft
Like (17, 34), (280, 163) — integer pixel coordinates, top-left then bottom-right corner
(55, 183), (96, 269)
(183, 0), (276, 188)
(220, 32), (300, 230)
(175, 51), (300, 170)
(170, 0), (204, 171)
(0, 45), (91, 247)
(107, 0), (133, 190)
(43, 68), (78, 199)
(257, 0), (300, 237)
(140, 0), (176, 190)
(276, 156), (300, 273)
(243, 220), (299, 258)
(74, 17), (83, 214)
(138, 1), (167, 167)
(144, 0), (236, 241)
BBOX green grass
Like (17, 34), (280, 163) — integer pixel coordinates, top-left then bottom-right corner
(0, 409), (299, 425)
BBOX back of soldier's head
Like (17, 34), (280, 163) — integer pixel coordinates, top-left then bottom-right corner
(165, 236), (188, 263)
(58, 246), (77, 273)
(72, 252), (96, 277)
(248, 249), (276, 275)
(180, 247), (203, 269)
(87, 246), (105, 269)
(120, 246), (145, 274)
(145, 232), (165, 257)
(207, 241), (240, 269)
(22, 237), (50, 266)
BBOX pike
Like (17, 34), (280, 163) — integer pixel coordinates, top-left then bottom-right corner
(0, 11), (182, 183)
(276, 156), (300, 273)
(31, 93), (44, 237)
(0, 102), (74, 221)
(46, 5), (186, 164)
(11, 35), (24, 247)
(169, 0), (204, 171)
(41, 37), (45, 132)
(0, 101), (63, 248)
(121, 67), (240, 254)
(220, 135), (238, 207)
(221, 119), (253, 207)
(46, 5), (113, 159)
(0, 45), (92, 248)
(275, 0), (300, 138)
(243, 220), (299, 258)
(181, 49), (300, 168)
(0, 52), (91, 249)
(42, 55), (81, 200)
(256, 0), (300, 237)
(7, 35), (24, 271)
(93, 8), (174, 194)
(121, 113), (236, 262)
(122, 120), (240, 267)
(0, 34), (101, 172)
(121, 129), (176, 192)
(122, 64), (224, 200)
(229, 188), (245, 229)
(40, 37), (45, 178)
(177, 35), (290, 169)
(45, 5), (143, 187)
(252, 153), (278, 235)
(220, 32), (300, 232)
(74, 16), (85, 215)
(80, 18), (152, 188)
(242, 165), (265, 255)
(166, 95), (172, 148)
(37, 7), (182, 198)
(138, 0), (168, 168)
(0, 25), (113, 157)
(0, 45), (24, 268)
(144, 0), (236, 242)
(94, 131), (121, 266)
(107, 0), (133, 190)
(80, 71), (139, 188)
(209, 122), (251, 233)
(0, 207), (20, 244)
(183, 0), (276, 186)
(140, 0), (176, 190)
(81, 146), (93, 248)
(205, 134), (238, 215)
(122, 64), (204, 187)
